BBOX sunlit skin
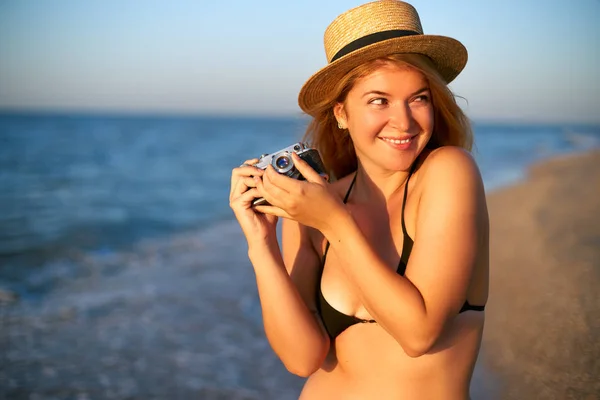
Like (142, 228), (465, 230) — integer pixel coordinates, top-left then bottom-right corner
(334, 63), (434, 197)
(229, 63), (489, 399)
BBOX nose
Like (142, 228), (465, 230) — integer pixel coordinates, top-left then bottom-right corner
(388, 102), (414, 132)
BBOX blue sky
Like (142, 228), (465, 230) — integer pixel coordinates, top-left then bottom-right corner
(0, 0), (599, 123)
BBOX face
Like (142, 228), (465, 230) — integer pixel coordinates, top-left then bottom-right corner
(334, 62), (434, 173)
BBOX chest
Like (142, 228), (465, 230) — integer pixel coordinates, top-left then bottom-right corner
(344, 201), (410, 267)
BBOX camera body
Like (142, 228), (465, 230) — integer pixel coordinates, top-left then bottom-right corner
(251, 142), (327, 206)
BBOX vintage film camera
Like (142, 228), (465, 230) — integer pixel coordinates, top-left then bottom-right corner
(250, 142), (327, 206)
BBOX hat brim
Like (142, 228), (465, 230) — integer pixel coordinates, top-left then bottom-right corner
(298, 35), (467, 115)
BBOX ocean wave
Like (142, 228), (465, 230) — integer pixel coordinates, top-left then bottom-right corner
(1, 217), (305, 399)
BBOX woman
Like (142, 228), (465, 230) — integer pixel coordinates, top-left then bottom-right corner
(229, 1), (489, 398)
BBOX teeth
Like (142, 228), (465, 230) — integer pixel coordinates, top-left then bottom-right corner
(382, 137), (411, 144)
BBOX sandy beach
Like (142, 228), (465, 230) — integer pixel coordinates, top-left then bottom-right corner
(482, 149), (600, 399)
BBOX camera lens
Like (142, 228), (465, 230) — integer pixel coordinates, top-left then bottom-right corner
(275, 155), (291, 170)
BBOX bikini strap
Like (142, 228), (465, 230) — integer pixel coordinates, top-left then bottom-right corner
(401, 163), (418, 236)
(343, 172), (357, 204)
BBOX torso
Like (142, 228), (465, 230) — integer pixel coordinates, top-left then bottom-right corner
(301, 152), (489, 399)
(300, 314), (484, 399)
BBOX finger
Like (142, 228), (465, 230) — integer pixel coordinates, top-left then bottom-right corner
(240, 158), (259, 167)
(256, 174), (288, 208)
(242, 176), (257, 188)
(230, 175), (258, 202)
(233, 159), (262, 179)
(230, 187), (260, 209)
(230, 163), (264, 198)
(291, 153), (327, 183)
(231, 164), (264, 182)
(262, 164), (298, 192)
(264, 165), (293, 191)
(254, 205), (291, 218)
(229, 167), (264, 196)
(234, 175), (259, 194)
(262, 170), (293, 199)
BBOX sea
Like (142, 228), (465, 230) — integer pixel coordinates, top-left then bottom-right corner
(0, 112), (599, 399)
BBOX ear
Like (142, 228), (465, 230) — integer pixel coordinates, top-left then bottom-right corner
(333, 103), (347, 130)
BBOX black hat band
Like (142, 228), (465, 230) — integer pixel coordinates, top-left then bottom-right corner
(330, 29), (420, 62)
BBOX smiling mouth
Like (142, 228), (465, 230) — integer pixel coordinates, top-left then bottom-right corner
(380, 136), (414, 145)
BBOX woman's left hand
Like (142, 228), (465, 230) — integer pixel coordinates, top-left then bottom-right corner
(254, 152), (344, 231)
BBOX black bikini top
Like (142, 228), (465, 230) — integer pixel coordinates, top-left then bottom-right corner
(316, 166), (485, 340)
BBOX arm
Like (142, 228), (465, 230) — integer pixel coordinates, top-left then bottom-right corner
(229, 158), (329, 376)
(322, 147), (488, 357)
(250, 218), (329, 376)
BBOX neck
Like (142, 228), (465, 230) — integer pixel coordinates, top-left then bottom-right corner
(352, 162), (412, 204)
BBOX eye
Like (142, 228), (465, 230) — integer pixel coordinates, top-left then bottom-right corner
(368, 97), (388, 106)
(413, 94), (430, 103)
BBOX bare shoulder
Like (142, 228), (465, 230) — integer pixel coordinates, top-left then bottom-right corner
(422, 146), (480, 173)
(418, 146), (484, 190)
(405, 146), (489, 321)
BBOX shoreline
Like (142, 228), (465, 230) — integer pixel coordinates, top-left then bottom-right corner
(482, 149), (600, 399)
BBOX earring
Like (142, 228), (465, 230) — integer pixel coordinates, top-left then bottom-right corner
(338, 122), (344, 129)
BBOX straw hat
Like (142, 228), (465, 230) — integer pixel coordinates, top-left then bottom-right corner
(298, 0), (468, 115)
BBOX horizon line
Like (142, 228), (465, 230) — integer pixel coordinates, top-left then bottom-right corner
(1, 107), (599, 128)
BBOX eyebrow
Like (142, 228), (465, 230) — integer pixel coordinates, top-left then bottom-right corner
(361, 86), (430, 98)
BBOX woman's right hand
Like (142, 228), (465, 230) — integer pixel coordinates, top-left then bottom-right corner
(229, 159), (279, 247)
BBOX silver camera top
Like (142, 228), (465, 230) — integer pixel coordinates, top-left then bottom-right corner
(249, 142), (327, 207)
(254, 142), (309, 175)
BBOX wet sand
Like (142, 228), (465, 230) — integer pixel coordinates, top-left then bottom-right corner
(482, 150), (600, 399)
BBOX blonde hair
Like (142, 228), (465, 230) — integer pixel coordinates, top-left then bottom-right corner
(301, 54), (473, 180)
